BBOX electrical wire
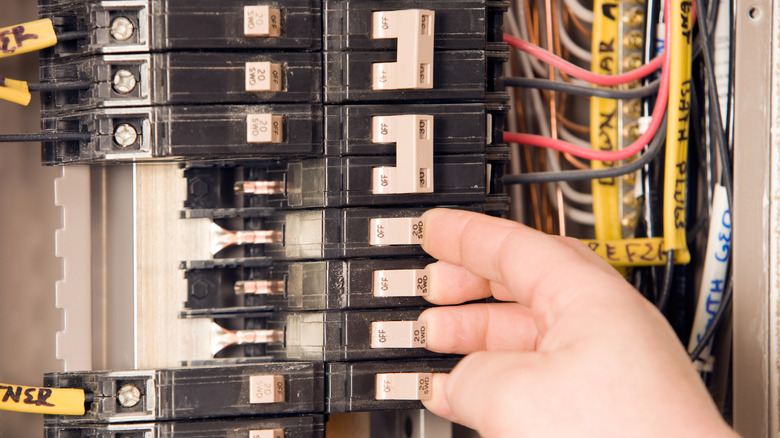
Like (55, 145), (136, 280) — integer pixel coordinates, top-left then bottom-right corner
(0, 133), (92, 142)
(503, 27), (671, 165)
(505, 77), (661, 99)
(565, 6), (592, 39)
(684, 0), (735, 366)
(502, 36), (668, 163)
(513, 4), (592, 86)
(693, 0), (733, 211)
(55, 30), (90, 42)
(562, 0), (594, 23)
(503, 115), (668, 184)
(555, 0), (592, 62)
(504, 34), (665, 86)
(689, 275), (732, 360)
(656, 250), (675, 310)
(557, 122), (591, 149)
(505, 9), (596, 210)
(27, 81), (91, 92)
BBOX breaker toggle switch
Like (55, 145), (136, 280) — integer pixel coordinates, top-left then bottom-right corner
(371, 115), (434, 194)
(371, 9), (435, 90)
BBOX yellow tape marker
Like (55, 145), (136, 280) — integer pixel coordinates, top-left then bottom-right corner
(590, 0), (622, 241)
(0, 77), (32, 106)
(0, 19), (58, 60)
(0, 383), (86, 416)
(663, 0), (693, 251)
(583, 237), (691, 266)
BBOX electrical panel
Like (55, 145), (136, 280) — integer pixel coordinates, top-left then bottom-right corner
(0, 0), (748, 433)
(32, 1), (510, 436)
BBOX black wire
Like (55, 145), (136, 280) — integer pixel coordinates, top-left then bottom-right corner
(27, 81), (92, 92)
(689, 275), (732, 360)
(655, 250), (675, 311)
(693, 0), (734, 211)
(687, 0), (735, 365)
(55, 30), (90, 42)
(502, 115), (668, 184)
(504, 77), (661, 100)
(0, 133), (91, 142)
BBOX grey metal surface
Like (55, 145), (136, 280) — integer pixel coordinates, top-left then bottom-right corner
(90, 166), (137, 370)
(54, 166), (92, 371)
(133, 164), (213, 367)
(769, 0), (780, 433)
(733, 0), (773, 434)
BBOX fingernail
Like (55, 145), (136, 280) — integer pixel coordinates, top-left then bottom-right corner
(420, 209), (438, 251)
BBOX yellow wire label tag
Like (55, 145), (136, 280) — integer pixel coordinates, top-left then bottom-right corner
(0, 77), (32, 106)
(0, 19), (58, 60)
(590, 0), (622, 241)
(584, 237), (692, 266)
(663, 0), (694, 251)
(0, 383), (85, 416)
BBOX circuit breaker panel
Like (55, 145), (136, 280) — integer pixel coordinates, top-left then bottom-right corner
(37, 1), (509, 436)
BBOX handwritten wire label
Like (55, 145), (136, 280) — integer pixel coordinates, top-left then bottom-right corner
(0, 19), (58, 60)
(590, 0), (622, 242)
(584, 237), (691, 266)
(0, 383), (86, 415)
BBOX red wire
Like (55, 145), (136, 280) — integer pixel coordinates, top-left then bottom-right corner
(503, 1), (672, 162)
(504, 34), (664, 86)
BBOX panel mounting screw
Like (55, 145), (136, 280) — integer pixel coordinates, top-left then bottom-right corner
(117, 384), (141, 407)
(110, 17), (135, 41)
(112, 69), (137, 94)
(114, 124), (138, 148)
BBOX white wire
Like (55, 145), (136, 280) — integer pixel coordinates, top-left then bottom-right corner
(557, 123), (591, 148)
(562, 202), (597, 225)
(507, 11), (595, 212)
(563, 0), (594, 23)
(512, 3), (591, 86)
(556, 0), (593, 61)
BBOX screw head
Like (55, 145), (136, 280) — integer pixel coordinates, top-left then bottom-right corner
(116, 384), (141, 408)
(110, 17), (135, 41)
(112, 69), (137, 94)
(114, 124), (138, 148)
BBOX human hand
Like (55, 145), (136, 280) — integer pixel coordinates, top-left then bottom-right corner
(418, 208), (737, 438)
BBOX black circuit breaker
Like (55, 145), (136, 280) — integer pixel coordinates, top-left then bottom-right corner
(38, 0), (509, 429)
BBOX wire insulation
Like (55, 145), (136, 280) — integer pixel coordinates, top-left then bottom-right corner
(504, 34), (664, 86)
(503, 116), (668, 184)
(504, 77), (661, 99)
(28, 81), (92, 92)
(0, 133), (92, 142)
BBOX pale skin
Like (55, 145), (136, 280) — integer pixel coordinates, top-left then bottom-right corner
(417, 208), (738, 438)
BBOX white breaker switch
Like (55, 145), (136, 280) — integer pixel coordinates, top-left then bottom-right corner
(371, 9), (435, 90)
(244, 6), (282, 37)
(375, 373), (433, 400)
(249, 429), (284, 438)
(245, 61), (283, 92)
(372, 115), (434, 194)
(246, 114), (284, 143)
(368, 217), (424, 246)
(373, 268), (429, 297)
(370, 320), (427, 348)
(249, 375), (286, 404)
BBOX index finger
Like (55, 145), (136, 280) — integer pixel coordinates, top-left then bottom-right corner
(420, 208), (629, 332)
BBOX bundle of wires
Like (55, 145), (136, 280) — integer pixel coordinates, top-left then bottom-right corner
(501, 0), (734, 390)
